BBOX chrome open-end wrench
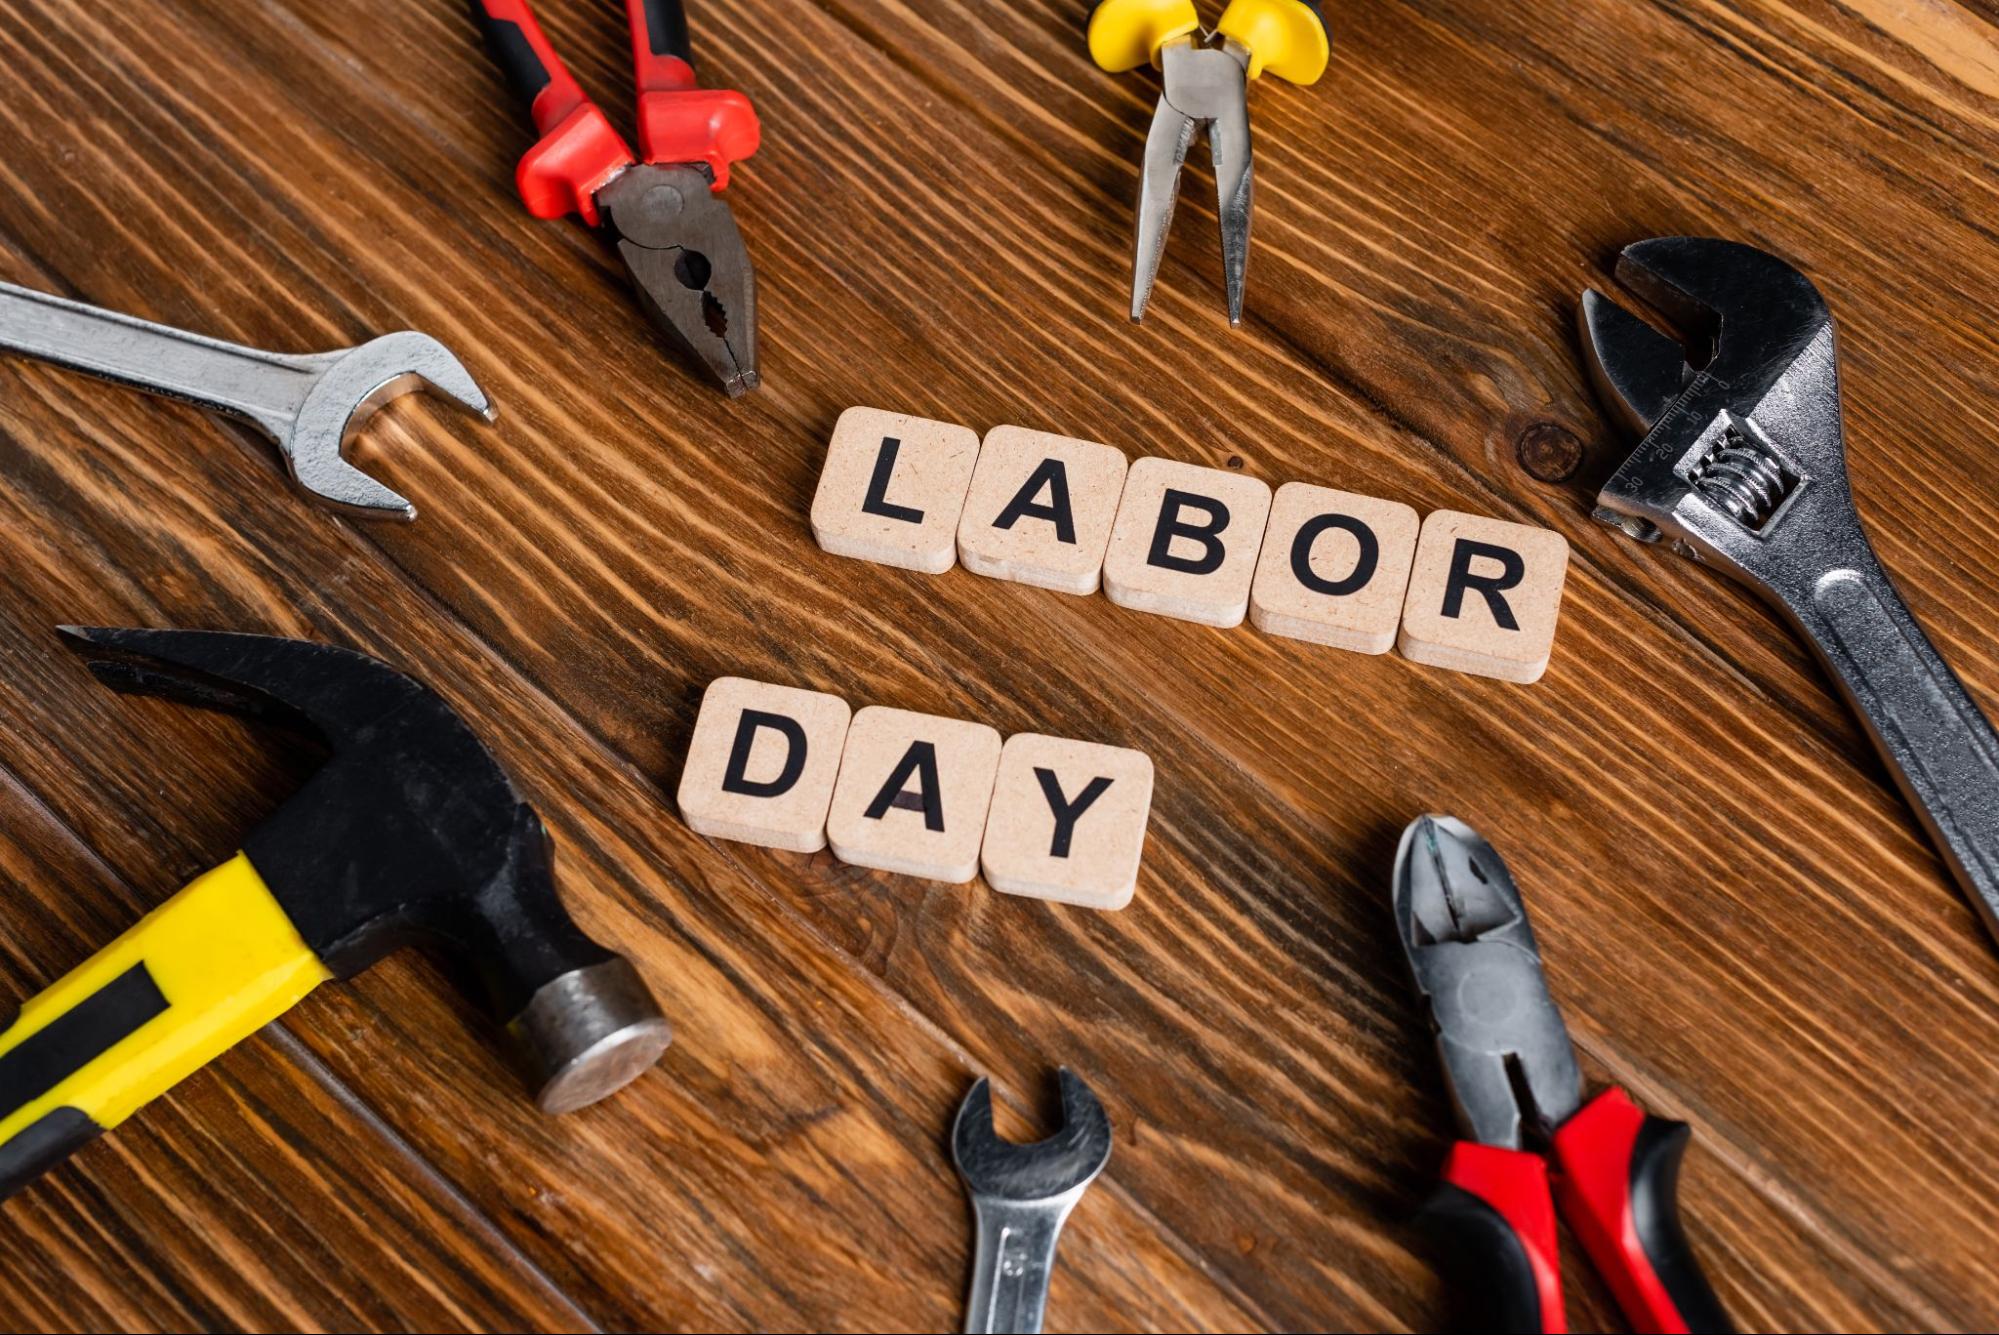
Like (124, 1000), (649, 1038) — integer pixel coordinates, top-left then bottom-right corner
(950, 1070), (1113, 1335)
(0, 281), (493, 520)
(1581, 237), (1999, 944)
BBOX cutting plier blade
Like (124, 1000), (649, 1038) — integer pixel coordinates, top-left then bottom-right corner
(1091, 0), (1330, 325)
(1393, 814), (1582, 1149)
(599, 165), (758, 397)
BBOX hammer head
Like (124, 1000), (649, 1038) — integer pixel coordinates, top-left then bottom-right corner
(59, 626), (669, 1114)
(286, 332), (495, 522)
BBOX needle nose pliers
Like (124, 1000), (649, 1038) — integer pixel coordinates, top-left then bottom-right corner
(1088, 0), (1329, 325)
(1392, 815), (1735, 1335)
(469, 0), (761, 396)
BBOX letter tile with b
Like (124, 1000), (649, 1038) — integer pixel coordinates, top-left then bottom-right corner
(677, 678), (855, 852)
(1102, 457), (1273, 627)
(826, 706), (1004, 883)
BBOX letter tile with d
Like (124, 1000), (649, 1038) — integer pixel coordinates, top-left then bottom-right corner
(676, 678), (854, 852)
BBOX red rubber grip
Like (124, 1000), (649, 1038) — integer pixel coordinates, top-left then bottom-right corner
(1437, 1141), (1566, 1334)
(471, 0), (635, 223)
(626, 0), (759, 189)
(1552, 1088), (1727, 1334)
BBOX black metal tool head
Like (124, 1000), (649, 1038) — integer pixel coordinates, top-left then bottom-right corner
(599, 164), (759, 398)
(60, 626), (670, 1113)
(1578, 237), (1847, 558)
(1392, 815), (1581, 1150)
(1582, 237), (1831, 436)
(951, 1070), (1113, 1204)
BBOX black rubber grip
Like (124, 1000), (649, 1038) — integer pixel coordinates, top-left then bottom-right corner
(467, 2), (553, 110)
(1417, 1182), (1545, 1335)
(1630, 1118), (1737, 1335)
(639, 0), (693, 63)
(0, 1108), (104, 1201)
(0, 963), (168, 1122)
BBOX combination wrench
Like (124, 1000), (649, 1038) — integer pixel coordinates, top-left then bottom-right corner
(0, 281), (492, 520)
(1581, 236), (1999, 943)
(951, 1069), (1113, 1335)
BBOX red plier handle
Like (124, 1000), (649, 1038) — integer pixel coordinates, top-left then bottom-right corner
(1422, 1090), (1734, 1334)
(468, 0), (759, 224)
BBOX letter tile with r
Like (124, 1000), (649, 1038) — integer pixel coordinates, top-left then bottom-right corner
(1397, 510), (1571, 683)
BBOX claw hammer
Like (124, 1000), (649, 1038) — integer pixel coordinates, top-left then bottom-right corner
(0, 628), (671, 1199)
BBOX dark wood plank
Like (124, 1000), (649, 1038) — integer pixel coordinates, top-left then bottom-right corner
(1, 0), (1997, 1329)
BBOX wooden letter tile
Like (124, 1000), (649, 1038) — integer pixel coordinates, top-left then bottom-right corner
(1250, 484), (1420, 655)
(826, 706), (1003, 883)
(956, 426), (1130, 595)
(1397, 510), (1571, 683)
(981, 734), (1153, 910)
(810, 406), (980, 573)
(676, 677), (853, 853)
(1101, 458), (1273, 627)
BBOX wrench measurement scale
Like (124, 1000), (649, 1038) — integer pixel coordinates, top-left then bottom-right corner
(0, 281), (492, 519)
(951, 1071), (1113, 1335)
(1581, 237), (1999, 942)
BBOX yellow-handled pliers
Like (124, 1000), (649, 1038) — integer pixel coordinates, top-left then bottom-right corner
(1089, 0), (1329, 325)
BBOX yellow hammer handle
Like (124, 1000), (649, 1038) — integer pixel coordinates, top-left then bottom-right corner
(0, 854), (329, 1199)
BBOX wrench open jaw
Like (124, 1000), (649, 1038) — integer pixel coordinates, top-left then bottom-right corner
(1579, 236), (1840, 560)
(288, 332), (496, 520)
(951, 1070), (1112, 1335)
(1578, 237), (1999, 952)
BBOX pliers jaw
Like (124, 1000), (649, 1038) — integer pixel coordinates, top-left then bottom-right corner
(598, 163), (759, 397)
(1392, 815), (1582, 1151)
(1133, 36), (1255, 325)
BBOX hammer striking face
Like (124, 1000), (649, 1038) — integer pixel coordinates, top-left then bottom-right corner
(0, 628), (670, 1201)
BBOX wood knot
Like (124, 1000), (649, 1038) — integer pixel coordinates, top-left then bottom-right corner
(1514, 421), (1584, 483)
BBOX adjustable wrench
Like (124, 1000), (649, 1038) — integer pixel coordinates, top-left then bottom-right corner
(1580, 237), (1999, 944)
(951, 1070), (1113, 1335)
(0, 281), (493, 520)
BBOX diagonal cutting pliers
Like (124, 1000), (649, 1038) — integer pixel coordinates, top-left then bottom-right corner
(1392, 815), (1734, 1335)
(1088, 0), (1329, 325)
(469, 0), (761, 396)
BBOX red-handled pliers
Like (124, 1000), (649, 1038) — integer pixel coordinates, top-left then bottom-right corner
(468, 0), (761, 396)
(1392, 815), (1735, 1335)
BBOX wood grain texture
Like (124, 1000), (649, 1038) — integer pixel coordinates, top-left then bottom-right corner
(1, 0), (1997, 1329)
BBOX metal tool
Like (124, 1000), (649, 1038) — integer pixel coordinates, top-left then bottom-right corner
(951, 1070), (1112, 1335)
(0, 628), (671, 1202)
(1394, 815), (1733, 1335)
(1580, 237), (1999, 947)
(0, 281), (491, 520)
(1088, 0), (1330, 324)
(469, 0), (760, 396)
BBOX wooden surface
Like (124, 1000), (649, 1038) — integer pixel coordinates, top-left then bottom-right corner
(2, 0), (1998, 1329)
